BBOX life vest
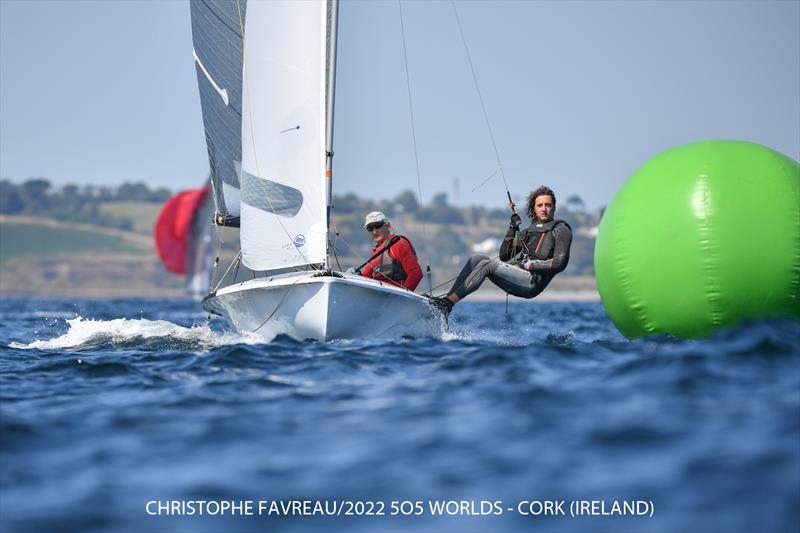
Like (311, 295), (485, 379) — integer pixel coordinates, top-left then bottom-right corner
(521, 219), (570, 261)
(372, 235), (416, 282)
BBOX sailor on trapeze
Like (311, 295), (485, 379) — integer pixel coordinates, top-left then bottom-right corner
(429, 185), (572, 316)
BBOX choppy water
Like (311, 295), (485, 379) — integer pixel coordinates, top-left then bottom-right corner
(1, 298), (798, 532)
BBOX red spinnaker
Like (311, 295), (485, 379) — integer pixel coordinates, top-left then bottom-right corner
(154, 186), (211, 274)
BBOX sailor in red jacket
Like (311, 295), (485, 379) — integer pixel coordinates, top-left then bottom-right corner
(358, 211), (422, 291)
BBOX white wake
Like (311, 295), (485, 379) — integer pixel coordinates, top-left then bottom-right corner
(9, 317), (264, 350)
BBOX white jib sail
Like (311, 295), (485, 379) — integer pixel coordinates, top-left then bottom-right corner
(240, 0), (328, 271)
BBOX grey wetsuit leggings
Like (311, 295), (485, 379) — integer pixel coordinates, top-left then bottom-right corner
(449, 254), (543, 300)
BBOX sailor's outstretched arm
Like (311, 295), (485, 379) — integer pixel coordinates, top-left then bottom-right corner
(499, 216), (522, 262)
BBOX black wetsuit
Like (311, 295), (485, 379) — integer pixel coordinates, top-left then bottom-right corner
(447, 219), (572, 300)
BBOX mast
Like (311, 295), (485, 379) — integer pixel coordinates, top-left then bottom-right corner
(324, 0), (339, 271)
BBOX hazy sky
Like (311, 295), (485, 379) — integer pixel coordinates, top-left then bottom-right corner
(1, 0), (798, 210)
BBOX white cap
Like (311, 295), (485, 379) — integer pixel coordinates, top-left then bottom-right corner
(364, 211), (389, 229)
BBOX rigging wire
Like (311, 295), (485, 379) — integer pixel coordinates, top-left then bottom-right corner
(209, 220), (225, 293)
(329, 218), (344, 271)
(397, 0), (434, 295)
(450, 0), (520, 314)
(470, 165), (502, 193)
(450, 0), (514, 207)
(252, 276), (305, 333)
(211, 250), (243, 293)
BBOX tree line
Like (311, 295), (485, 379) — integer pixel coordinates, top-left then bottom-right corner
(0, 179), (172, 230)
(1, 178), (601, 275)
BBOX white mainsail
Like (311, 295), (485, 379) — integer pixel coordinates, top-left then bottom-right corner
(239, 0), (328, 271)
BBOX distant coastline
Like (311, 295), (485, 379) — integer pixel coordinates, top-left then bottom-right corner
(1, 212), (598, 301)
(1, 179), (600, 301)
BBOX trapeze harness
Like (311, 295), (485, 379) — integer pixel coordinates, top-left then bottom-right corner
(501, 218), (573, 294)
(508, 219), (571, 266)
(367, 235), (417, 283)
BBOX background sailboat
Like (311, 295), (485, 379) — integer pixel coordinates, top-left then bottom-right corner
(154, 184), (214, 300)
(190, 0), (438, 341)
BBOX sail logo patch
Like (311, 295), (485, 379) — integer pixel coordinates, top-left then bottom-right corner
(294, 234), (306, 248)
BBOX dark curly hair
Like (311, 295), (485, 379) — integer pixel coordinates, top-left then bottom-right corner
(526, 186), (556, 221)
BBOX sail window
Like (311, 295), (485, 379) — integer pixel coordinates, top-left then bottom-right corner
(240, 171), (304, 217)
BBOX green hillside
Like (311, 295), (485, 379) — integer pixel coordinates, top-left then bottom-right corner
(96, 201), (162, 234)
(0, 221), (142, 261)
(0, 217), (183, 298)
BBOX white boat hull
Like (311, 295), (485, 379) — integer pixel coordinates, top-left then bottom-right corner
(203, 272), (441, 341)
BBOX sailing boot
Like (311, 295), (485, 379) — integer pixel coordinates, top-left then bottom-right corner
(428, 295), (454, 318)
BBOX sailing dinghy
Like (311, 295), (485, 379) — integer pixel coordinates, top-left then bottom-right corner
(154, 184), (214, 300)
(190, 0), (439, 341)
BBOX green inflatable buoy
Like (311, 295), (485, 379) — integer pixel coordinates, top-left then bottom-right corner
(595, 140), (800, 338)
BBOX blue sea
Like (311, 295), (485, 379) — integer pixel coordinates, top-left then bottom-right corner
(1, 298), (798, 533)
